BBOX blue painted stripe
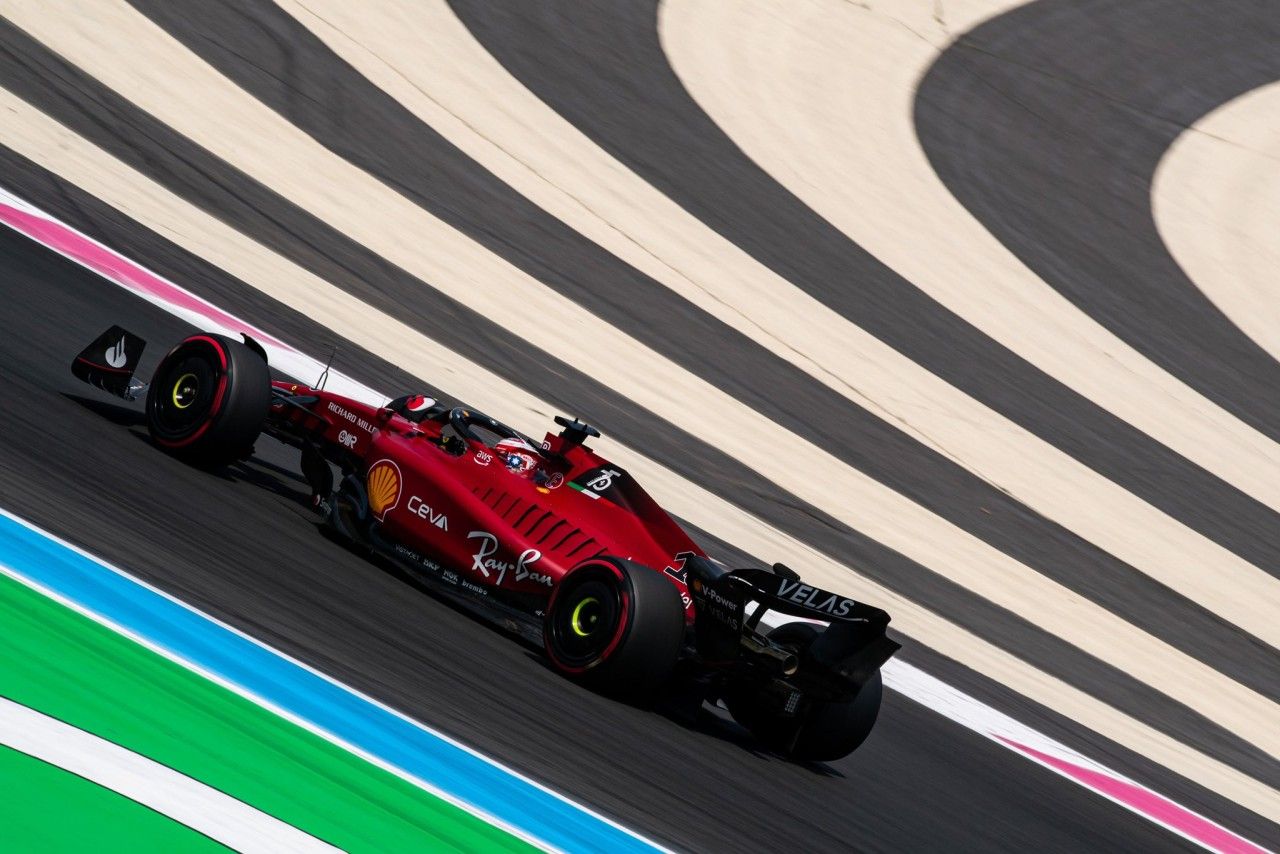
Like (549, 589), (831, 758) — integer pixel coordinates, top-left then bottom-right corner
(0, 509), (663, 854)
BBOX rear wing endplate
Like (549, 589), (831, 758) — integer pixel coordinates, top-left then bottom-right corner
(70, 325), (148, 400)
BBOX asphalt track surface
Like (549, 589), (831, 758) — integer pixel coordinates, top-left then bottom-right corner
(0, 2), (1265, 782)
(0, 0), (1278, 849)
(113, 0), (1280, 723)
(0, 221), (1183, 852)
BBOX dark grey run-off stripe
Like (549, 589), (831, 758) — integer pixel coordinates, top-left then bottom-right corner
(117, 0), (1279, 708)
(0, 8), (1273, 788)
(442, 1), (1280, 594)
(915, 0), (1280, 447)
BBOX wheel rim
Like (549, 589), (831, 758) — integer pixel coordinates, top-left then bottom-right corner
(570, 596), (602, 637)
(171, 372), (199, 409)
(549, 579), (623, 668)
(150, 350), (222, 440)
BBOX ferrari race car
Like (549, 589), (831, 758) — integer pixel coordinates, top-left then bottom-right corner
(73, 326), (900, 760)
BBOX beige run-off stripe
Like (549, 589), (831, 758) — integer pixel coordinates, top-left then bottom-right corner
(6, 0), (1279, 760)
(268, 0), (1280, 659)
(1153, 82), (1280, 366)
(659, 0), (1280, 520)
(0, 86), (1277, 823)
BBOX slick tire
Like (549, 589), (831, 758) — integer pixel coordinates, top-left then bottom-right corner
(727, 622), (883, 762)
(146, 334), (270, 468)
(544, 556), (685, 698)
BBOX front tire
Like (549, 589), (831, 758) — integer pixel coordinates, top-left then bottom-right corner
(544, 556), (685, 698)
(727, 622), (883, 761)
(146, 334), (269, 467)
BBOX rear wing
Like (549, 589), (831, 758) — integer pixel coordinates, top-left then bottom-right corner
(687, 559), (900, 687)
(70, 325), (147, 400)
(731, 567), (900, 684)
(729, 567), (890, 627)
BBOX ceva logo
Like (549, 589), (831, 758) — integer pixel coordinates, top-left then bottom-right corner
(367, 459), (402, 521)
(407, 495), (448, 531)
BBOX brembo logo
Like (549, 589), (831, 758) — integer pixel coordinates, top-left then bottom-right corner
(367, 459), (402, 521)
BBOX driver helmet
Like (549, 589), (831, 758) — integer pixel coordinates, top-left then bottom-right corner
(494, 437), (539, 478)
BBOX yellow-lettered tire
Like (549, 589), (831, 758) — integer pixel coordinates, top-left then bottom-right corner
(544, 556), (685, 699)
(146, 334), (270, 468)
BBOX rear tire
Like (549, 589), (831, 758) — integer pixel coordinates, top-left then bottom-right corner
(727, 622), (883, 761)
(544, 556), (685, 698)
(146, 334), (269, 468)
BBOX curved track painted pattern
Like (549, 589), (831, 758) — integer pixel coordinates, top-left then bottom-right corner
(22, 0), (1269, 768)
(4, 10), (1271, 806)
(656, 0), (1280, 642)
(915, 0), (1280, 442)
(1154, 81), (1280, 366)
(654, 0), (1280, 525)
(0, 0), (1276, 849)
(443, 1), (1280, 612)
(122, 0), (1280, 707)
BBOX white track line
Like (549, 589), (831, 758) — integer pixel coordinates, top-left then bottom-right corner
(6, 1), (1279, 760)
(269, 0), (1280, 665)
(1153, 81), (1280, 365)
(888, 662), (1272, 854)
(0, 697), (338, 852)
(658, 0), (1280, 528)
(0, 114), (1276, 826)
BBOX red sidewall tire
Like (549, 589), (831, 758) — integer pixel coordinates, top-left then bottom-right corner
(544, 557), (684, 697)
(543, 560), (631, 675)
(146, 334), (269, 467)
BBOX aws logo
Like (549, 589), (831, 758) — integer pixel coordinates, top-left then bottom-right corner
(367, 459), (402, 521)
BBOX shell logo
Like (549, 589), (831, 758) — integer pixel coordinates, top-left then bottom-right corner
(367, 459), (402, 521)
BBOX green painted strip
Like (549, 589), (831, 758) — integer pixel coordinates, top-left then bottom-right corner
(0, 572), (535, 853)
(0, 744), (228, 853)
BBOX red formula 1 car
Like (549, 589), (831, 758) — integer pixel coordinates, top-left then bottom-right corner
(73, 327), (899, 760)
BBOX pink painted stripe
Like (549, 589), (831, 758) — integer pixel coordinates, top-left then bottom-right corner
(0, 202), (290, 351)
(997, 737), (1270, 853)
